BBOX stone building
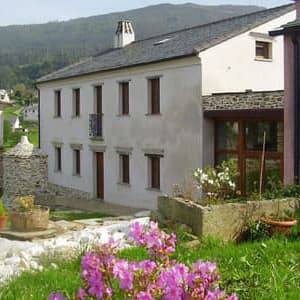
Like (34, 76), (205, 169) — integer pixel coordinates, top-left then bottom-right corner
(36, 5), (295, 209)
(3, 136), (48, 207)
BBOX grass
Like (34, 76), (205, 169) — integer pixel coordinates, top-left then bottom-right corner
(3, 105), (39, 151)
(1, 232), (300, 300)
(50, 210), (111, 221)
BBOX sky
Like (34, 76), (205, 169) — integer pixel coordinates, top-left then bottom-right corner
(0, 0), (292, 26)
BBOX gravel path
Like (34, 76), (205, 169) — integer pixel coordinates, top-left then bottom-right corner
(0, 216), (150, 285)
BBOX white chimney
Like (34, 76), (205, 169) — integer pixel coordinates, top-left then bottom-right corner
(114, 20), (135, 48)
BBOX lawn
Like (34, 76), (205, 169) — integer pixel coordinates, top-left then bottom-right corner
(1, 232), (300, 300)
(3, 105), (39, 151)
(50, 210), (111, 221)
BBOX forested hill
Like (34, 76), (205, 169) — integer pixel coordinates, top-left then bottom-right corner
(0, 3), (263, 88)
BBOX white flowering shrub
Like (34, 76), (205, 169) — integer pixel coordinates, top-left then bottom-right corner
(194, 160), (239, 203)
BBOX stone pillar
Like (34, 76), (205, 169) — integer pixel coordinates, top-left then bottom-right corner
(3, 136), (48, 207)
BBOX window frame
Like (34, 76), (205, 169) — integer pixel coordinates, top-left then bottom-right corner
(119, 154), (130, 184)
(73, 149), (81, 176)
(147, 155), (161, 190)
(55, 146), (62, 172)
(255, 40), (272, 60)
(119, 81), (130, 115)
(148, 77), (160, 115)
(73, 88), (80, 117)
(54, 90), (61, 118)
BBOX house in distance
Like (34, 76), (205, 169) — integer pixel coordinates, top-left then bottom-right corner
(36, 4), (295, 210)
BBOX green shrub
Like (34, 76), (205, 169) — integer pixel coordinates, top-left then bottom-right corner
(0, 198), (7, 216)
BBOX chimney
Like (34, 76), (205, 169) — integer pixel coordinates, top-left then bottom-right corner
(295, 0), (300, 18)
(114, 20), (135, 48)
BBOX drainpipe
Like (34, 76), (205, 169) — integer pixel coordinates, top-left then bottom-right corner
(292, 35), (300, 184)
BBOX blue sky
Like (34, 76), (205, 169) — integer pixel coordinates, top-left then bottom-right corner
(1, 0), (291, 26)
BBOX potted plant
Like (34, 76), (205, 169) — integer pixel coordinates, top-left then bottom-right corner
(0, 199), (8, 230)
(9, 195), (49, 232)
(260, 200), (297, 236)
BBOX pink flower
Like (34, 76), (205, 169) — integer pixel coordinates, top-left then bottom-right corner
(137, 291), (155, 300)
(48, 292), (66, 300)
(77, 288), (86, 300)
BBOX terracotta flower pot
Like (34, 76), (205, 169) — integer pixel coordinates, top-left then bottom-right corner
(0, 215), (8, 230)
(9, 206), (49, 232)
(260, 216), (298, 236)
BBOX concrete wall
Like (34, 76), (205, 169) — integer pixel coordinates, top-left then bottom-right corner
(200, 11), (296, 95)
(37, 57), (203, 210)
(158, 196), (297, 241)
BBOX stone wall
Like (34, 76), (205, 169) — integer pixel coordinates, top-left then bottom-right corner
(0, 147), (4, 191)
(3, 137), (48, 207)
(158, 196), (297, 241)
(203, 90), (283, 111)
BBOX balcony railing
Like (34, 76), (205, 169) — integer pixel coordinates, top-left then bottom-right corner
(89, 113), (102, 138)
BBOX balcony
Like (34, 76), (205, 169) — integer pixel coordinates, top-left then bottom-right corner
(89, 113), (102, 139)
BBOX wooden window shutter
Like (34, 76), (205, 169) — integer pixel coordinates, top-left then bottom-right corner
(56, 91), (61, 117)
(75, 89), (80, 116)
(122, 82), (129, 115)
(75, 149), (80, 175)
(56, 147), (62, 171)
(122, 154), (130, 184)
(151, 78), (160, 114)
(151, 156), (160, 189)
(96, 86), (102, 114)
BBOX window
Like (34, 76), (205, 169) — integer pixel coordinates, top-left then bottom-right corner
(215, 119), (283, 194)
(119, 82), (129, 115)
(54, 90), (61, 117)
(120, 154), (130, 184)
(89, 85), (103, 138)
(256, 41), (272, 60)
(148, 78), (160, 114)
(73, 88), (80, 117)
(73, 149), (81, 176)
(149, 156), (160, 189)
(55, 147), (62, 172)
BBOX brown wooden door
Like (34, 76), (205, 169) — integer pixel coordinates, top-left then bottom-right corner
(96, 152), (104, 199)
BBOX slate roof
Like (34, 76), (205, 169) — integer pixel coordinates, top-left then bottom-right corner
(37, 4), (294, 84)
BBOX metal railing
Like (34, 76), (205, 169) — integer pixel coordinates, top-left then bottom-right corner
(89, 113), (102, 138)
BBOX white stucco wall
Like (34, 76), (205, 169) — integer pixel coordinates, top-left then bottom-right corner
(24, 105), (39, 121)
(38, 57), (203, 210)
(200, 10), (296, 95)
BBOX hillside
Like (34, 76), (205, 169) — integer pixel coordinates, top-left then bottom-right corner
(0, 3), (263, 88)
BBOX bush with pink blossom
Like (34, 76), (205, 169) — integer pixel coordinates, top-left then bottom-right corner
(49, 222), (237, 300)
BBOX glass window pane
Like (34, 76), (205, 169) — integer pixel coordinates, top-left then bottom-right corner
(265, 159), (281, 188)
(245, 121), (283, 152)
(216, 154), (238, 166)
(216, 121), (238, 150)
(245, 159), (260, 193)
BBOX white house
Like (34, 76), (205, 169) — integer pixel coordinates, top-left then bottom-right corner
(0, 90), (10, 103)
(37, 5), (295, 210)
(9, 116), (21, 132)
(23, 103), (39, 121)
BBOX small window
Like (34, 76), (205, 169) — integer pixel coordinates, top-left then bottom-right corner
(55, 147), (62, 172)
(73, 149), (81, 176)
(54, 90), (61, 117)
(149, 156), (160, 189)
(148, 78), (160, 114)
(256, 41), (272, 60)
(119, 82), (129, 115)
(120, 154), (130, 184)
(73, 88), (80, 117)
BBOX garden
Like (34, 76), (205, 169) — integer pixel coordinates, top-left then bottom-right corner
(0, 160), (300, 299)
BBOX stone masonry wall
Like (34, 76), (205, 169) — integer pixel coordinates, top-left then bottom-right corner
(3, 137), (48, 207)
(158, 196), (297, 241)
(203, 90), (283, 111)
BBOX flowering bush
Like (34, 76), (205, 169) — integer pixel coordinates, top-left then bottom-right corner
(49, 222), (237, 300)
(194, 160), (239, 203)
(15, 195), (35, 212)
